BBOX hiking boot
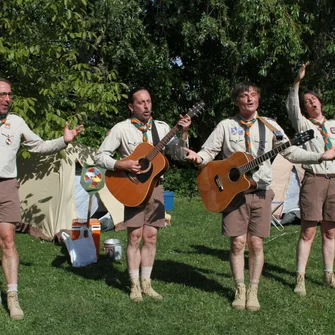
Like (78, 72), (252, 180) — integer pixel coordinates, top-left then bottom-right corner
(141, 279), (163, 301)
(294, 273), (306, 296)
(130, 279), (143, 303)
(7, 292), (24, 321)
(232, 283), (246, 310)
(246, 285), (260, 312)
(324, 271), (335, 288)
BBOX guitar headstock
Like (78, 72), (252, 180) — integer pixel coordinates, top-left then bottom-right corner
(292, 129), (315, 146)
(187, 101), (205, 119)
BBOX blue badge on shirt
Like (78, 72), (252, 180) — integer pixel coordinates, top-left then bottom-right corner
(231, 127), (237, 135)
(259, 141), (265, 151)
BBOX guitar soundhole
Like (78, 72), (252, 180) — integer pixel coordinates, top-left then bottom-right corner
(136, 158), (153, 183)
(139, 158), (150, 171)
(229, 168), (240, 182)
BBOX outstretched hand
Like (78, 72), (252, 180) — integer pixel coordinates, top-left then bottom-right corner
(63, 122), (84, 143)
(294, 61), (310, 85)
(184, 147), (203, 165)
(320, 148), (335, 162)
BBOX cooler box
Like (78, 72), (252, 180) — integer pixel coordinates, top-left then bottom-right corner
(164, 191), (174, 210)
(72, 218), (101, 259)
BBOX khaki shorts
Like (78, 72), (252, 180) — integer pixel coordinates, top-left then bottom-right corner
(124, 185), (165, 228)
(300, 173), (335, 222)
(222, 189), (275, 238)
(0, 178), (21, 223)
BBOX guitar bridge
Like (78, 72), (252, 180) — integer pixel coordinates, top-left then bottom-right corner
(214, 175), (224, 192)
(126, 173), (139, 184)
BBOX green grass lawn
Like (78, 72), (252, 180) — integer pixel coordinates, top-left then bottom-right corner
(1, 197), (334, 335)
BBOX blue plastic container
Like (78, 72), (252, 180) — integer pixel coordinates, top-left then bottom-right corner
(164, 191), (174, 210)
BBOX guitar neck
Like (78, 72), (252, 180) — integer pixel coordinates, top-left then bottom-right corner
(145, 102), (204, 161)
(146, 124), (179, 161)
(239, 140), (292, 174)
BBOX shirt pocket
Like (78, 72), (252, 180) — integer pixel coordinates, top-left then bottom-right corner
(127, 140), (141, 150)
(228, 133), (245, 151)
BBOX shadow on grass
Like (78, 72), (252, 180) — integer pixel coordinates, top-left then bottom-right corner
(189, 243), (309, 290)
(51, 243), (129, 294)
(50, 240), (316, 301)
(153, 259), (233, 302)
(171, 243), (320, 291)
(51, 243), (234, 302)
(173, 244), (231, 262)
(262, 262), (297, 289)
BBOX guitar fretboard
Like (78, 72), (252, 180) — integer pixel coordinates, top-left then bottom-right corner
(238, 140), (292, 175)
(144, 102), (204, 161)
(146, 125), (179, 161)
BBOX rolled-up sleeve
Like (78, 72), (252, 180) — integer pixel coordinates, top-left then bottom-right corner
(198, 122), (225, 167)
(286, 87), (307, 131)
(94, 127), (122, 170)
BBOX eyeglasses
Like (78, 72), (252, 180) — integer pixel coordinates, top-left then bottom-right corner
(0, 92), (13, 99)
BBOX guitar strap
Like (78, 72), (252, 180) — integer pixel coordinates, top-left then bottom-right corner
(258, 116), (283, 141)
(151, 121), (164, 186)
(151, 121), (160, 146)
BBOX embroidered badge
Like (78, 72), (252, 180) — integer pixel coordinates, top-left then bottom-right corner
(230, 127), (237, 135)
(330, 127), (335, 134)
(259, 141), (266, 151)
(237, 127), (244, 135)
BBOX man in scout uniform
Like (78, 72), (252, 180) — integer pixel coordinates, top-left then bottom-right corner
(0, 78), (83, 320)
(286, 62), (335, 296)
(185, 82), (335, 312)
(94, 88), (191, 302)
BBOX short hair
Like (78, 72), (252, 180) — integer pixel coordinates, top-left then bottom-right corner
(0, 78), (12, 86)
(299, 89), (323, 113)
(127, 87), (149, 104)
(231, 82), (260, 102)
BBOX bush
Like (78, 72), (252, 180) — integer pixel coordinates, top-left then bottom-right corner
(164, 162), (199, 198)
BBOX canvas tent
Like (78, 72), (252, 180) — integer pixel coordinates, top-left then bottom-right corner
(17, 143), (124, 240)
(271, 154), (304, 226)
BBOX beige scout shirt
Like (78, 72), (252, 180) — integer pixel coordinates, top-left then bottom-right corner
(286, 87), (335, 174)
(197, 114), (322, 190)
(0, 113), (67, 178)
(94, 118), (187, 170)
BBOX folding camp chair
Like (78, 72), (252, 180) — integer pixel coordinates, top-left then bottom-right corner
(271, 202), (285, 231)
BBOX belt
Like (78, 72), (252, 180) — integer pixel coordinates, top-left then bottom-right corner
(0, 177), (13, 182)
(305, 171), (335, 179)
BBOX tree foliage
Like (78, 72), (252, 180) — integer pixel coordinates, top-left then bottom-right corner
(0, 0), (334, 150)
(0, 0), (126, 145)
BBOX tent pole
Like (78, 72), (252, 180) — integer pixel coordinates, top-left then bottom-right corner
(86, 195), (93, 228)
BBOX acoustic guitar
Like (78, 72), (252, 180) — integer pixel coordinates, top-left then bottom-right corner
(197, 129), (314, 213)
(105, 102), (204, 207)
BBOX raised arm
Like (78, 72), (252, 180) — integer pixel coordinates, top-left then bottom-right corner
(286, 62), (311, 131)
(293, 61), (310, 89)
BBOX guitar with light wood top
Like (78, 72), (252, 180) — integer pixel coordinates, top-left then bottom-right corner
(105, 102), (204, 207)
(197, 129), (314, 213)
